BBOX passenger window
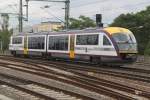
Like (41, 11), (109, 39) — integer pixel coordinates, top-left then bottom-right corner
(103, 35), (111, 46)
(12, 37), (22, 44)
(49, 35), (68, 51)
(76, 34), (98, 45)
(28, 36), (45, 49)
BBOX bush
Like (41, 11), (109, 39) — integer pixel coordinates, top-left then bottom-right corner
(144, 40), (150, 56)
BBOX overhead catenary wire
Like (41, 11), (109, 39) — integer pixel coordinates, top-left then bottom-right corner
(70, 1), (150, 16)
(28, 4), (64, 22)
(41, 7), (65, 23)
(0, 0), (149, 29)
(35, 0), (150, 26)
(36, 0), (150, 19)
(71, 0), (110, 8)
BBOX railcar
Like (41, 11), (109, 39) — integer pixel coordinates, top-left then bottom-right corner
(9, 27), (138, 64)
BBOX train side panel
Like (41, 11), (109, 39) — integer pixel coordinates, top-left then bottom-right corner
(74, 32), (118, 57)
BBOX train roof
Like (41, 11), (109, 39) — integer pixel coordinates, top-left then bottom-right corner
(104, 27), (133, 35)
(12, 28), (104, 36)
(12, 27), (133, 36)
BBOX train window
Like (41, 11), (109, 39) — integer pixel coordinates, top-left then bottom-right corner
(112, 33), (128, 43)
(76, 34), (98, 45)
(28, 36), (45, 49)
(103, 36), (111, 45)
(128, 34), (136, 43)
(12, 37), (22, 44)
(49, 35), (68, 51)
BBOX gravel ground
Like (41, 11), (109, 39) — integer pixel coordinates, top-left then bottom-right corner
(0, 94), (13, 100)
(0, 85), (37, 100)
(84, 71), (150, 92)
(123, 56), (150, 70)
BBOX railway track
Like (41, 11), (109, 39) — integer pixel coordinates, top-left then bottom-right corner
(2, 55), (150, 83)
(0, 55), (149, 99)
(0, 60), (134, 100)
(0, 73), (87, 100)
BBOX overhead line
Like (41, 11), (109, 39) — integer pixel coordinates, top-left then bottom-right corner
(71, 1), (150, 15)
(42, 8), (65, 23)
(27, 0), (150, 21)
(71, 0), (109, 8)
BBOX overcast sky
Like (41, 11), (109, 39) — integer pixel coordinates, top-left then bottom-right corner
(0, 0), (150, 28)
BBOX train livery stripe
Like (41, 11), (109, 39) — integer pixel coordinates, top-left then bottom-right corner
(103, 30), (120, 57)
(75, 47), (115, 51)
(70, 51), (75, 58)
(24, 35), (28, 54)
(70, 34), (75, 58)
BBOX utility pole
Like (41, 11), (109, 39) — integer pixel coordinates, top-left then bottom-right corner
(65, 0), (70, 30)
(25, 0), (29, 21)
(27, 0), (70, 30)
(19, 0), (23, 32)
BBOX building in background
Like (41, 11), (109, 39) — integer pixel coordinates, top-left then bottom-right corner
(33, 21), (63, 33)
(13, 21), (63, 34)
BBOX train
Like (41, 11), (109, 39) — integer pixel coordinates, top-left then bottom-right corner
(9, 27), (138, 64)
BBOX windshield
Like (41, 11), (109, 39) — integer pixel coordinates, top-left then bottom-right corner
(112, 33), (128, 43)
(128, 33), (136, 43)
(112, 33), (137, 51)
(112, 33), (136, 43)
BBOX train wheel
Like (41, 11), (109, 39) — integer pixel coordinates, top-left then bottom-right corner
(11, 51), (16, 57)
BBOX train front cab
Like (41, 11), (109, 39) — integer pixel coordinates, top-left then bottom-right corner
(104, 27), (138, 63)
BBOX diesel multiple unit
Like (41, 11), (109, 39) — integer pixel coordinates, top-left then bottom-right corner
(9, 27), (138, 63)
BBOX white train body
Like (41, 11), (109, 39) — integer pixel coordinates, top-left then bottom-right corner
(9, 27), (138, 63)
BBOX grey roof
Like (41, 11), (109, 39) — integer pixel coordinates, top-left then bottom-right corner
(12, 28), (105, 36)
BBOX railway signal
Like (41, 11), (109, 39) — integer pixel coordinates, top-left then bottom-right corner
(96, 14), (103, 28)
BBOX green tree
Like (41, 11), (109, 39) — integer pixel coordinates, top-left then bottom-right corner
(110, 6), (150, 54)
(0, 30), (12, 52)
(69, 15), (96, 29)
(0, 13), (11, 53)
(144, 41), (150, 56)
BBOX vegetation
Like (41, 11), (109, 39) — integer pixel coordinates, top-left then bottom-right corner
(69, 15), (96, 29)
(0, 30), (12, 52)
(110, 6), (150, 55)
(144, 41), (150, 56)
(0, 14), (12, 53)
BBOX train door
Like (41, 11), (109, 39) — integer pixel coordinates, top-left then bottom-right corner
(24, 35), (28, 55)
(70, 34), (75, 59)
